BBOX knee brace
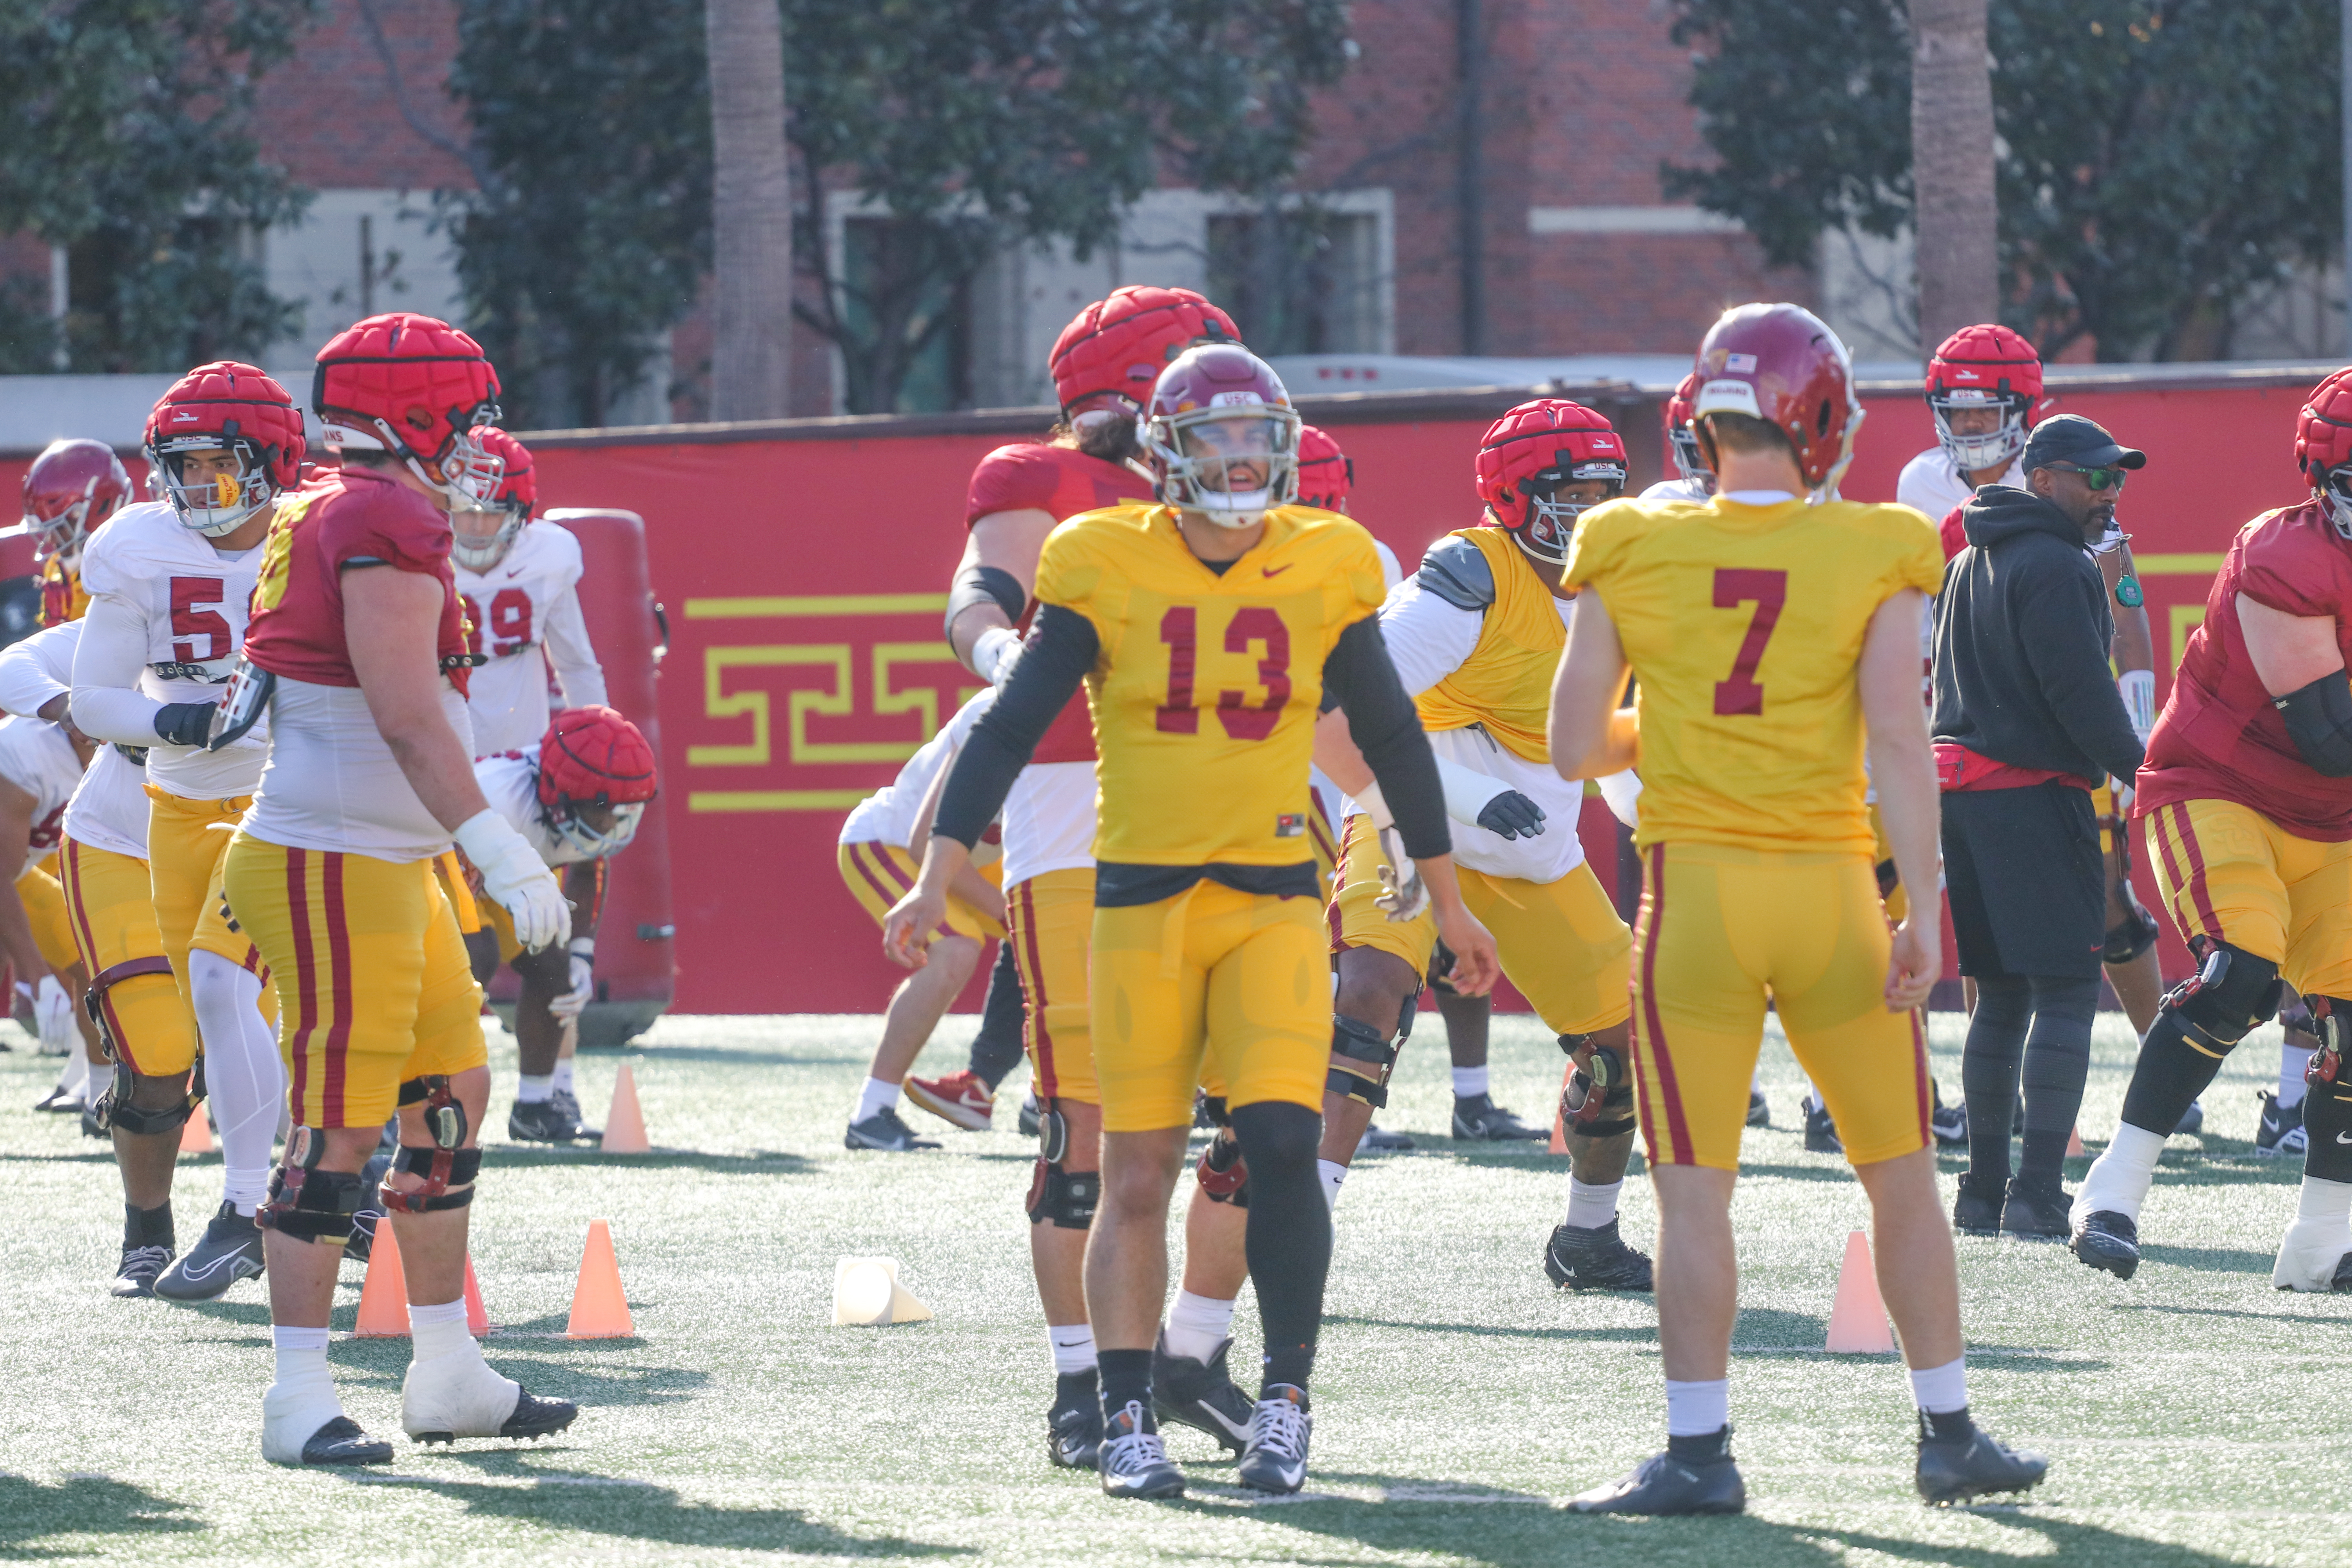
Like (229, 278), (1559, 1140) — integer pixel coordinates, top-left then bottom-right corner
(1426, 940), (1458, 996)
(1558, 1033), (1633, 1135)
(2104, 889), (2162, 965)
(258, 1127), (368, 1245)
(1196, 1131), (1248, 1208)
(381, 1077), (476, 1214)
(1327, 1014), (1397, 1108)
(80, 955), (179, 1069)
(90, 1062), (198, 1137)
(2161, 940), (2285, 1055)
(1025, 1158), (1100, 1228)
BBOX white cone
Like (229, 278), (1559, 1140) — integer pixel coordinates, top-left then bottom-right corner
(833, 1257), (931, 1325)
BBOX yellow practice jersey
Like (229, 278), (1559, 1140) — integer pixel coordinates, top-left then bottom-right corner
(1562, 494), (1941, 857)
(40, 554), (87, 627)
(1412, 527), (1561, 762)
(1035, 501), (1384, 867)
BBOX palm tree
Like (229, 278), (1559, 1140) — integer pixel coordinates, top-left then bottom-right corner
(1907, 0), (1997, 350)
(706, 0), (793, 419)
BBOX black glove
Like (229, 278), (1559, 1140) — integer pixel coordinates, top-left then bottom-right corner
(152, 701), (220, 748)
(1474, 790), (1547, 840)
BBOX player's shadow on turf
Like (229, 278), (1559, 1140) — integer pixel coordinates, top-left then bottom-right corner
(1330, 1314), (1657, 1343)
(0, 1472), (204, 1555)
(487, 1147), (815, 1174)
(2134, 1243), (2276, 1273)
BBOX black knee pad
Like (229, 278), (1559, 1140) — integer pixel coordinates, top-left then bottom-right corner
(1326, 1014), (1397, 1109)
(1197, 1094), (1230, 1129)
(92, 1064), (196, 1136)
(2104, 893), (2162, 965)
(2161, 942), (2285, 1054)
(1425, 939), (1458, 996)
(381, 1146), (482, 1214)
(1025, 1159), (1100, 1228)
(1197, 1132), (1248, 1207)
(258, 1132), (368, 1245)
(397, 1075), (470, 1150)
(2301, 1021), (2352, 1181)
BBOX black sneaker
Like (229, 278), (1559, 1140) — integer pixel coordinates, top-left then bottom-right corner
(2071, 1209), (2140, 1280)
(1746, 1089), (1769, 1128)
(1543, 1218), (1654, 1291)
(509, 1096), (598, 1144)
(2174, 1099), (2204, 1137)
(155, 1202), (265, 1301)
(1236, 1384), (1311, 1494)
(111, 1243), (174, 1298)
(1049, 1377), (1103, 1470)
(1151, 1333), (1253, 1452)
(1930, 1083), (1967, 1149)
(2000, 1178), (2071, 1241)
(1804, 1095), (1842, 1154)
(1568, 1447), (1746, 1515)
(2256, 1090), (2307, 1159)
(844, 1106), (940, 1151)
(1452, 1094), (1545, 1141)
(1359, 1124), (1416, 1152)
(1915, 1415), (2049, 1504)
(550, 1088), (602, 1141)
(1097, 1399), (1184, 1499)
(1951, 1180), (2003, 1236)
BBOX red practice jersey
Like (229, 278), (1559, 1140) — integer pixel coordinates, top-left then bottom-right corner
(964, 442), (1154, 763)
(245, 465), (472, 695)
(2136, 499), (2352, 840)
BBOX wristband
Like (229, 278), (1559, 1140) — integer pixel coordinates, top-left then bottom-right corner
(971, 625), (1017, 683)
(1352, 781), (1394, 830)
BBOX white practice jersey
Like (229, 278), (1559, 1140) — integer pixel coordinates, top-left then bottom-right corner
(243, 678), (475, 863)
(1896, 446), (2021, 523)
(1639, 477), (1710, 503)
(73, 499), (269, 800)
(475, 746), (590, 870)
(1001, 762), (1094, 888)
(840, 689), (995, 849)
(0, 713), (88, 876)
(0, 621), (149, 860)
(454, 522), (608, 757)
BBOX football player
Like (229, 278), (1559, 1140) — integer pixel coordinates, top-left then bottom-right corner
(448, 428), (608, 756)
(0, 707), (98, 1074)
(68, 363), (302, 1303)
(1313, 399), (1651, 1288)
(1640, 374), (1715, 503)
(228, 312), (574, 1465)
(469, 706), (656, 1143)
(1552, 303), (2045, 1513)
(2074, 369), (2352, 1292)
(887, 343), (1499, 1500)
(17, 438), (132, 629)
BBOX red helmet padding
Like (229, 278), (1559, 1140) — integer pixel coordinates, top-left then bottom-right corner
(312, 312), (500, 464)
(537, 705), (658, 809)
(1296, 424), (1351, 510)
(1926, 323), (2043, 406)
(1049, 286), (1240, 414)
(2296, 368), (2352, 485)
(474, 427), (537, 515)
(1692, 303), (1859, 490)
(23, 438), (132, 523)
(1475, 399), (1625, 531)
(144, 361), (306, 490)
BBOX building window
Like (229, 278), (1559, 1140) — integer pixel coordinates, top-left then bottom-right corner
(841, 217), (973, 414)
(1206, 207), (1381, 355)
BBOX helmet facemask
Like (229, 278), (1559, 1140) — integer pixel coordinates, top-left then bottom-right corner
(152, 436), (277, 538)
(1930, 388), (2030, 474)
(324, 399), (505, 510)
(451, 500), (529, 571)
(1146, 406), (1300, 530)
(1667, 425), (1716, 495)
(548, 797), (646, 859)
(2323, 465), (2352, 541)
(1514, 463), (1626, 566)
(24, 485), (102, 569)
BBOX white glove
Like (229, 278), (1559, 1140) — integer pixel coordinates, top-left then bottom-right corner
(18, 975), (75, 1054)
(454, 808), (570, 953)
(548, 940), (595, 1020)
(1596, 769), (1644, 830)
(971, 625), (1022, 688)
(1353, 782), (1429, 923)
(2118, 669), (2156, 743)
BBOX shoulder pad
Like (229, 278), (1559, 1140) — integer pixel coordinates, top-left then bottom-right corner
(1416, 534), (1495, 612)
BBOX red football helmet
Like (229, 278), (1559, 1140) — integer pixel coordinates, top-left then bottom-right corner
(1662, 371), (1712, 493)
(1141, 344), (1301, 528)
(1926, 323), (2042, 474)
(312, 312), (504, 506)
(18, 439), (131, 568)
(1690, 302), (1862, 494)
(1295, 425), (1352, 512)
(2296, 367), (2352, 539)
(1049, 286), (1240, 421)
(143, 361), (305, 538)
(537, 705), (659, 858)
(1474, 399), (1628, 565)
(450, 428), (537, 572)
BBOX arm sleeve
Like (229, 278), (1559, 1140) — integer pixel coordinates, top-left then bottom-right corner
(1376, 581), (1484, 698)
(68, 594), (169, 744)
(540, 585), (608, 710)
(0, 630), (69, 720)
(933, 604), (1096, 849)
(2019, 570), (2146, 781)
(1323, 616), (1450, 860)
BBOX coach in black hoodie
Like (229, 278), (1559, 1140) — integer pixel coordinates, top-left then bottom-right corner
(1933, 414), (2148, 1242)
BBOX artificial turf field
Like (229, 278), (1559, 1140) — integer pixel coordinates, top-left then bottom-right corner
(2, 1008), (2346, 1566)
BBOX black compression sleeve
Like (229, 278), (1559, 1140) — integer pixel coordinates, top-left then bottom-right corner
(1323, 616), (1450, 860)
(933, 604), (1097, 848)
(2275, 669), (2352, 778)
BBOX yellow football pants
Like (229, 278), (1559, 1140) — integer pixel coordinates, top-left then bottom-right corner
(2145, 797), (2352, 1000)
(58, 838), (199, 1077)
(1009, 867), (1097, 1105)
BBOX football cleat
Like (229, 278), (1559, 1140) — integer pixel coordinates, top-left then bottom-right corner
(508, 1096), (599, 1145)
(2174, 1098), (2204, 1137)
(2270, 1213), (2352, 1292)
(2256, 1090), (2307, 1159)
(403, 1350), (578, 1444)
(844, 1107), (940, 1152)
(155, 1202), (265, 1301)
(1097, 1400), (1184, 1499)
(1018, 1091), (1042, 1139)
(1746, 1089), (1770, 1128)
(264, 1410), (392, 1467)
(111, 1243), (173, 1298)
(34, 1082), (83, 1112)
(549, 1087), (600, 1139)
(1999, 1178), (2071, 1241)
(1951, 1180), (2002, 1237)
(1236, 1385), (1312, 1494)
(1568, 1447), (1746, 1515)
(1915, 1416), (2049, 1504)
(1803, 1094), (1842, 1154)
(1359, 1123), (1416, 1152)
(905, 1069), (994, 1131)
(1452, 1095), (1545, 1141)
(2070, 1209), (2140, 1280)
(1049, 1384), (1103, 1470)
(1151, 1333), (1253, 1452)
(1930, 1091), (1967, 1150)
(1543, 1219), (1654, 1291)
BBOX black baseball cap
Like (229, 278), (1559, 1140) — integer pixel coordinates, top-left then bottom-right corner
(2021, 413), (2145, 474)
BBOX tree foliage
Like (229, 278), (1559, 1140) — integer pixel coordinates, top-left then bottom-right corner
(0, 0), (316, 373)
(1665, 0), (2341, 360)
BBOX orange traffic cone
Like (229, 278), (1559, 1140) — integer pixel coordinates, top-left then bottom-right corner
(354, 1221), (408, 1338)
(565, 1219), (634, 1338)
(1549, 1060), (1574, 1154)
(1825, 1228), (1896, 1353)
(2066, 1123), (2086, 1158)
(602, 1065), (650, 1154)
(463, 1255), (492, 1337)
(180, 1110), (213, 1155)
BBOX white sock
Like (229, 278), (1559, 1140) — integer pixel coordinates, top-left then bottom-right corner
(853, 1076), (900, 1123)
(1318, 1158), (1347, 1212)
(1906, 1355), (1968, 1414)
(1452, 1065), (1490, 1100)
(1162, 1290), (1237, 1364)
(1664, 1377), (1729, 1437)
(2074, 1122), (2167, 1223)
(515, 1074), (554, 1105)
(1564, 1177), (1622, 1230)
(1047, 1323), (1097, 1376)
(187, 950), (286, 1216)
(408, 1298), (474, 1361)
(551, 1059), (577, 1098)
(269, 1325), (336, 1398)
(2297, 1175), (2352, 1224)
(59, 1051), (89, 1099)
(2281, 1042), (2313, 1109)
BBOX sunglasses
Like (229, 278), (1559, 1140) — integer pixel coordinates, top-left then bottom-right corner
(2046, 463), (2127, 492)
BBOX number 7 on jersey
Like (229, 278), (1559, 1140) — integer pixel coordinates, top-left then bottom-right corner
(1712, 568), (1787, 717)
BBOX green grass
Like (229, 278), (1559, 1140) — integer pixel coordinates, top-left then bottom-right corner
(2, 1008), (2345, 1565)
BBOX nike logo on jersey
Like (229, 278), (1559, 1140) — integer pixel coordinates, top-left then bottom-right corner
(1261, 564), (1292, 578)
